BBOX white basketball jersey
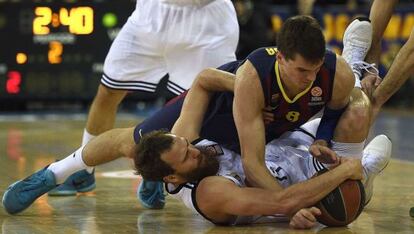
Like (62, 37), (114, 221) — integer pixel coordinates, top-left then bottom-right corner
(166, 131), (324, 225)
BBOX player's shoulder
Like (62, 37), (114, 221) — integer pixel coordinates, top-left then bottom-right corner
(197, 176), (234, 198)
(244, 47), (278, 77)
(247, 47), (279, 59)
(324, 48), (336, 59)
(322, 48), (337, 70)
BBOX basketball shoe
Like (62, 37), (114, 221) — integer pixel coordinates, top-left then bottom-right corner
(342, 17), (378, 82)
(48, 169), (96, 196)
(2, 166), (57, 214)
(137, 180), (165, 209)
(362, 135), (392, 205)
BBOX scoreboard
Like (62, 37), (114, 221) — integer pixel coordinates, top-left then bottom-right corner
(0, 0), (136, 107)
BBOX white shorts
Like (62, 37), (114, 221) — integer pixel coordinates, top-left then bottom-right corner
(102, 0), (239, 95)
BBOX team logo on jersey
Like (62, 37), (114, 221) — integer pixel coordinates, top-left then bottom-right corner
(311, 86), (322, 97)
(310, 86), (323, 103)
(205, 144), (224, 156)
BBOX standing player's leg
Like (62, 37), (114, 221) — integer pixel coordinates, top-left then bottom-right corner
(51, 5), (169, 196)
(137, 0), (239, 209)
(83, 85), (127, 145)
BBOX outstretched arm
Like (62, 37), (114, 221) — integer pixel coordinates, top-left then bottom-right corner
(233, 61), (283, 191)
(365, 0), (399, 66)
(372, 29), (414, 117)
(172, 68), (235, 141)
(196, 157), (362, 226)
(361, 0), (399, 97)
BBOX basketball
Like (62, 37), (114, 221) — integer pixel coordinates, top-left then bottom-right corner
(315, 178), (366, 227)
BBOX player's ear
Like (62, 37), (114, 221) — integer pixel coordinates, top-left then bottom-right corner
(277, 52), (285, 64)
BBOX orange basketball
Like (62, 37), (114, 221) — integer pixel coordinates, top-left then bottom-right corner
(316, 179), (365, 226)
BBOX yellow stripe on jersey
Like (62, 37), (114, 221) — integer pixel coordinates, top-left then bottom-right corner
(275, 61), (314, 103)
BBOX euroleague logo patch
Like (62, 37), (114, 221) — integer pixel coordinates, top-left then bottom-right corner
(311, 86), (323, 97)
(309, 86), (324, 105)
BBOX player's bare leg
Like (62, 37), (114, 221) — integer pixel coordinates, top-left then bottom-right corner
(84, 84), (128, 145)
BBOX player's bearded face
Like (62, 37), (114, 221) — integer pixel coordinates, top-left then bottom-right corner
(178, 146), (219, 182)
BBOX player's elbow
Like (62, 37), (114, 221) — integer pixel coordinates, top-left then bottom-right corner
(241, 157), (264, 173)
(195, 68), (216, 87)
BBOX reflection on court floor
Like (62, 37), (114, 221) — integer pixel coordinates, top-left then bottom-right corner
(0, 111), (413, 233)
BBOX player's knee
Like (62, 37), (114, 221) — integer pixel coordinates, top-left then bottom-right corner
(341, 104), (370, 132)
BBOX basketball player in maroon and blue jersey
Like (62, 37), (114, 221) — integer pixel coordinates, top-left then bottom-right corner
(136, 15), (355, 201)
(133, 45), (339, 154)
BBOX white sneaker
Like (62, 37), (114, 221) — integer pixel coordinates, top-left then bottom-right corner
(362, 135), (392, 205)
(342, 17), (378, 82)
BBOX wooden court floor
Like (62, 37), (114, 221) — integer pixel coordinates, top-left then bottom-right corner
(0, 111), (413, 234)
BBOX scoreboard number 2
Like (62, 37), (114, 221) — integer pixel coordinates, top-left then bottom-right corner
(48, 41), (63, 64)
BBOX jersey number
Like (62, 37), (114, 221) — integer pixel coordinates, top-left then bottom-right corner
(285, 111), (300, 122)
(265, 48), (278, 55)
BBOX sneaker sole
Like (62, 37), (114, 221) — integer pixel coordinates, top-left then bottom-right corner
(77, 183), (96, 193)
(48, 190), (77, 196)
(48, 183), (96, 196)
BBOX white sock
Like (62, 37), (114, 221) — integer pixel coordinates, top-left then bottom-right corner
(48, 145), (94, 184)
(354, 74), (362, 88)
(82, 129), (96, 146)
(81, 129), (97, 173)
(331, 140), (365, 158)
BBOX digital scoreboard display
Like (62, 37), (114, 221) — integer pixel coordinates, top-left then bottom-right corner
(0, 0), (135, 106)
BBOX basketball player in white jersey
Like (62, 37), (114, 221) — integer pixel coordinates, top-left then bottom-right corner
(134, 121), (390, 229)
(50, 0), (239, 196)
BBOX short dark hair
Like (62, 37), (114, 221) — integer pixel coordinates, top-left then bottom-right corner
(134, 130), (175, 181)
(277, 15), (325, 63)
